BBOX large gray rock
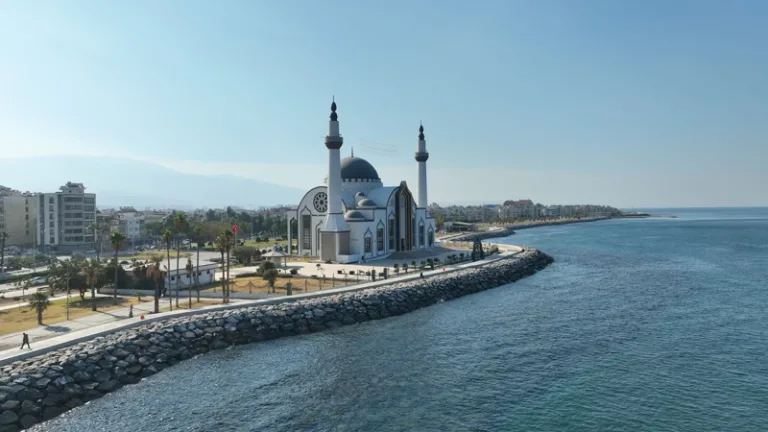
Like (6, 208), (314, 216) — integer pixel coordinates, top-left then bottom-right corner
(0, 411), (18, 425)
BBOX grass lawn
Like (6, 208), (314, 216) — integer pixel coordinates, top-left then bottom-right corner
(203, 275), (349, 295)
(122, 251), (193, 261)
(133, 298), (218, 314)
(0, 296), (145, 336)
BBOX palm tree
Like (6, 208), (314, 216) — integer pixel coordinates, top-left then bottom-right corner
(28, 292), (50, 325)
(215, 234), (227, 303)
(0, 231), (8, 272)
(109, 231), (127, 305)
(162, 228), (173, 311)
(222, 229), (234, 302)
(88, 221), (109, 261)
(192, 225), (202, 302)
(49, 258), (81, 320)
(173, 212), (187, 308)
(82, 259), (103, 311)
(147, 254), (164, 313)
(185, 258), (194, 308)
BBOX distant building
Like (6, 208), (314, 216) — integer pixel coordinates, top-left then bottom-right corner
(115, 207), (144, 241)
(37, 182), (97, 253)
(0, 186), (38, 248)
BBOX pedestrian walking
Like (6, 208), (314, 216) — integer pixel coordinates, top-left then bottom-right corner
(20, 332), (31, 350)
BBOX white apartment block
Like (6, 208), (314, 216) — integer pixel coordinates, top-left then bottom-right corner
(0, 186), (38, 247)
(37, 182), (96, 253)
(115, 207), (145, 240)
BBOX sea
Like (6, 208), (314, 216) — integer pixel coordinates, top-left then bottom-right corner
(33, 207), (768, 432)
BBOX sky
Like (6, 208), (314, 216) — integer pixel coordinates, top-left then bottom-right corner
(0, 0), (766, 208)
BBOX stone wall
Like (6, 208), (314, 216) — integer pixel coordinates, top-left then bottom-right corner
(0, 249), (553, 431)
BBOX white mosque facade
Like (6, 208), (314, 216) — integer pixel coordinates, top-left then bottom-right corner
(286, 100), (436, 263)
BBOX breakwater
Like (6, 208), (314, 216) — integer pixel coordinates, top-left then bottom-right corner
(0, 249), (553, 431)
(447, 217), (610, 243)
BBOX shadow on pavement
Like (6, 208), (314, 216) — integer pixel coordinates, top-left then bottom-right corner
(42, 325), (71, 333)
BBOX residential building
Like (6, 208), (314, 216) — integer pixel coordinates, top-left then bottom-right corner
(0, 186), (38, 247)
(37, 182), (96, 253)
(115, 207), (145, 241)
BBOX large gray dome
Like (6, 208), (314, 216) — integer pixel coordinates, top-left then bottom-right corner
(340, 157), (380, 181)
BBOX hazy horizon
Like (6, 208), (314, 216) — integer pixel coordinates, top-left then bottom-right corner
(1, 0), (766, 208)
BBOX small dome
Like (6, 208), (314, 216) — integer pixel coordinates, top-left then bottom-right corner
(355, 191), (366, 198)
(358, 198), (376, 207)
(341, 157), (380, 181)
(344, 210), (367, 221)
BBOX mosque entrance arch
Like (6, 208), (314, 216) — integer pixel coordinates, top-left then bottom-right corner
(393, 183), (415, 251)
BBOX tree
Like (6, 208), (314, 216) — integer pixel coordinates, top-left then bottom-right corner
(82, 259), (104, 311)
(162, 228), (173, 311)
(215, 229), (234, 303)
(192, 225), (202, 302)
(14, 273), (33, 305)
(173, 212), (187, 308)
(28, 292), (51, 325)
(146, 254), (165, 314)
(0, 231), (8, 272)
(88, 221), (110, 261)
(260, 261), (278, 293)
(48, 258), (82, 320)
(185, 258), (194, 308)
(109, 231), (127, 305)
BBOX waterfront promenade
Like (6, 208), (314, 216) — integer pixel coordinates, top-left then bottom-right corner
(0, 244), (523, 367)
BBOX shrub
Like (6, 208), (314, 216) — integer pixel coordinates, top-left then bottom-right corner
(289, 268), (298, 275)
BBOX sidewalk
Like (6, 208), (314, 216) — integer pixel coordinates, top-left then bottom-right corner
(0, 300), (159, 351)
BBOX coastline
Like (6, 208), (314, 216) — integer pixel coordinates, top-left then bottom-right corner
(0, 247), (553, 431)
(444, 216), (610, 243)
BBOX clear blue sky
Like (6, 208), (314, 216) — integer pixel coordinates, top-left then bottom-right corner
(1, 0), (766, 208)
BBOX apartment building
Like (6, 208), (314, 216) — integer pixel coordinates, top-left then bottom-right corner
(37, 182), (96, 253)
(113, 207), (144, 240)
(0, 185), (38, 247)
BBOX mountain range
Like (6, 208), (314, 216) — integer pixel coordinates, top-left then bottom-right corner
(0, 156), (305, 209)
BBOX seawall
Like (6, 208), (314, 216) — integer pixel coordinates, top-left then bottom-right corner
(0, 248), (553, 431)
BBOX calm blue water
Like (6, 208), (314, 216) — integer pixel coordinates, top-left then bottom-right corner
(35, 208), (768, 432)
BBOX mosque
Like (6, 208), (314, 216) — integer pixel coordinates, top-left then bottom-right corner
(286, 99), (436, 263)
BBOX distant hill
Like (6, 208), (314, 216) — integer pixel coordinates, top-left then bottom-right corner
(0, 156), (304, 209)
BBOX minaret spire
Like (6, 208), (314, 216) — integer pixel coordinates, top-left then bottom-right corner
(415, 122), (429, 208)
(321, 97), (349, 261)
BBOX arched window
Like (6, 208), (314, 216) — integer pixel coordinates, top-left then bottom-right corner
(428, 227), (434, 247)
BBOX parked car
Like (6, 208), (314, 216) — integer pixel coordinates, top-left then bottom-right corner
(30, 277), (47, 286)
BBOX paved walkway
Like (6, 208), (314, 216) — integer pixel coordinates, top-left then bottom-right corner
(0, 300), (159, 352)
(0, 297), (241, 354)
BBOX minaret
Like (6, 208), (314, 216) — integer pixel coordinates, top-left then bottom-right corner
(415, 122), (429, 208)
(321, 98), (350, 261)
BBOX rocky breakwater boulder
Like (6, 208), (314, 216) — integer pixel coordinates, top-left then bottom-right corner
(0, 248), (554, 431)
